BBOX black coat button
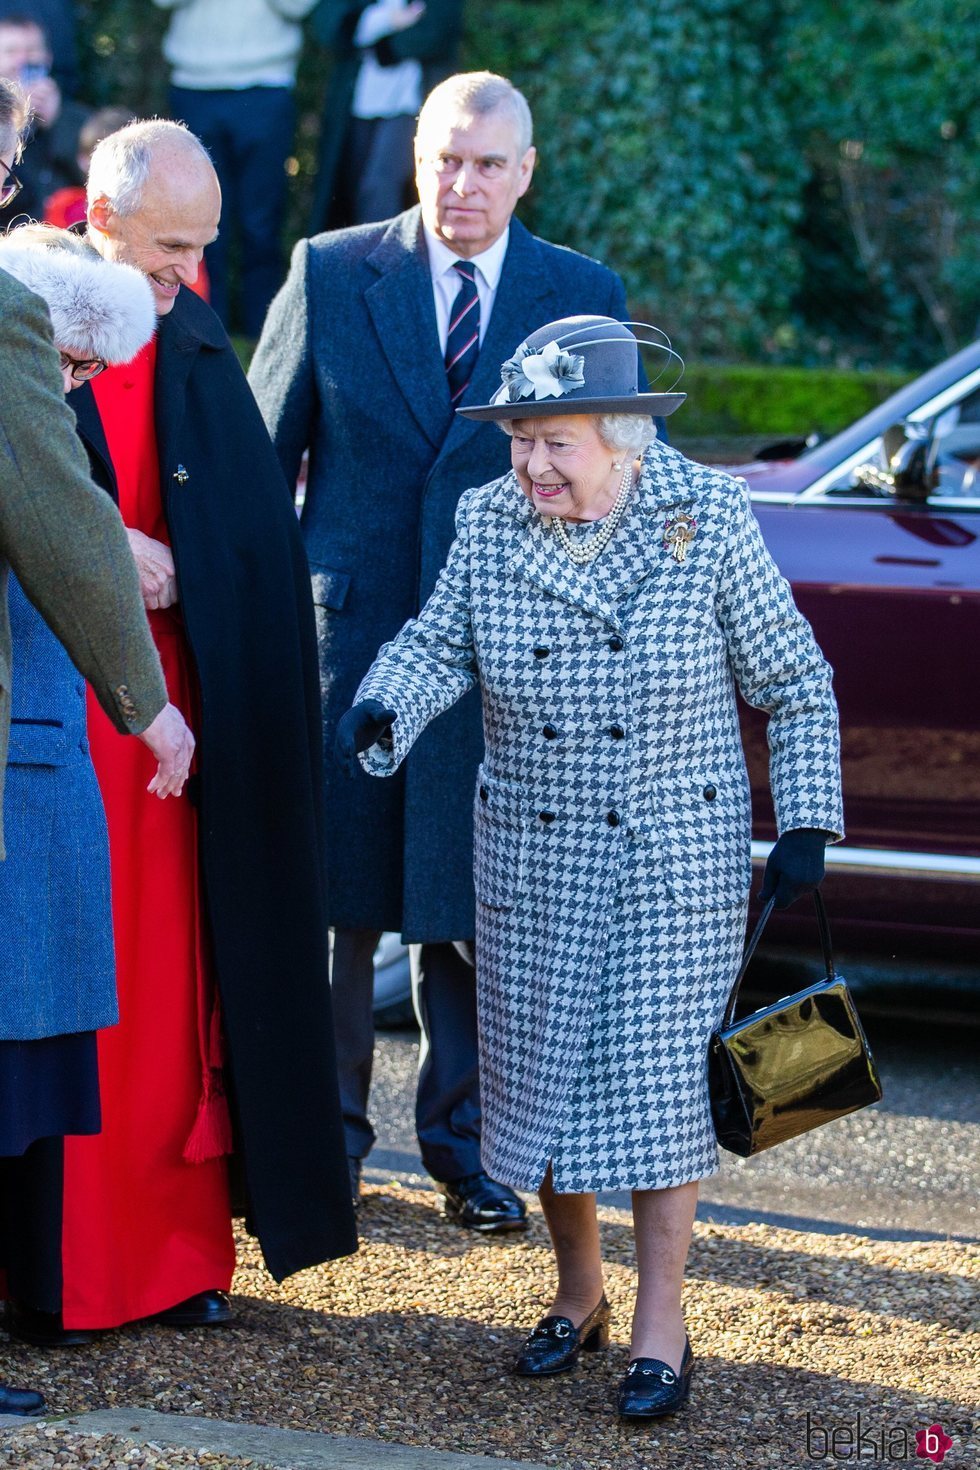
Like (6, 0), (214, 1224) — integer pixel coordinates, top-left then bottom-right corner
(606, 810), (621, 828)
(703, 784), (717, 802)
(608, 635), (624, 652)
(609, 724), (625, 739)
(479, 785), (488, 801)
(542, 724), (558, 739)
(539, 810), (556, 823)
(533, 646), (550, 659)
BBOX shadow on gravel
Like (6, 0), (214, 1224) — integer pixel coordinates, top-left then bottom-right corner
(342, 1191), (976, 1332)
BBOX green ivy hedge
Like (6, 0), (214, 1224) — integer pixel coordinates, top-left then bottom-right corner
(74, 0), (978, 369)
(676, 363), (911, 437)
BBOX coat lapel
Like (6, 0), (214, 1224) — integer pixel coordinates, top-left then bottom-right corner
(70, 381), (118, 503)
(154, 290), (222, 481)
(363, 208), (451, 451)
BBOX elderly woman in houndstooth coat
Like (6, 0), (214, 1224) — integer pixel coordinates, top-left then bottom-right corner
(337, 317), (844, 1422)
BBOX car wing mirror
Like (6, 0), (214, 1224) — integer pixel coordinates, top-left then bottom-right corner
(853, 420), (937, 502)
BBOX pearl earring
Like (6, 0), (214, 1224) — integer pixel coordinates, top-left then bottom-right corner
(612, 461), (622, 470)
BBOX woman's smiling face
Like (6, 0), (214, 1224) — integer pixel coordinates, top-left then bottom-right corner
(510, 415), (622, 523)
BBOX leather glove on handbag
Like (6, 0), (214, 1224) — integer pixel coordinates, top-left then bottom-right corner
(334, 699), (397, 778)
(759, 827), (831, 909)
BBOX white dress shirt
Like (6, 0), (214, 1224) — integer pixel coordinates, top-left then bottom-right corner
(423, 226), (511, 355)
(351, 1), (423, 119)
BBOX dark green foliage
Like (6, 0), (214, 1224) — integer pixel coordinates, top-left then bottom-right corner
(676, 362), (910, 436)
(74, 0), (977, 369)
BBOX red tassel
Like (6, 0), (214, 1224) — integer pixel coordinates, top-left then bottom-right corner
(183, 1077), (233, 1163)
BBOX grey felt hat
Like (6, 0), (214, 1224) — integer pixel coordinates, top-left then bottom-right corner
(456, 315), (686, 422)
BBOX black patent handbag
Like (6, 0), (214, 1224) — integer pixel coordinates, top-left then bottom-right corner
(708, 892), (883, 1156)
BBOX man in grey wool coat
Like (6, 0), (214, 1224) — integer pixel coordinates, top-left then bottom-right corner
(249, 69), (643, 1227)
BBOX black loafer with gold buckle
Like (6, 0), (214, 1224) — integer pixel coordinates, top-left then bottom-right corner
(617, 1338), (694, 1419)
(514, 1295), (611, 1376)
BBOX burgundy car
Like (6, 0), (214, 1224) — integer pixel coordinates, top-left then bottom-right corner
(722, 339), (980, 979)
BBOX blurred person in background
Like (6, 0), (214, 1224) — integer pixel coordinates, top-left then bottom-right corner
(0, 79), (192, 1396)
(153, 0), (318, 335)
(2, 116), (357, 1348)
(0, 12), (89, 221)
(11, 0), (76, 94)
(309, 0), (462, 232)
(43, 104), (133, 227)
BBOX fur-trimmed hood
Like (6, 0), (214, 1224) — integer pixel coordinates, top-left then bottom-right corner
(0, 240), (155, 364)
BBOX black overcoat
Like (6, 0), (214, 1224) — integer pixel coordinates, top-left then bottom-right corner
(249, 207), (633, 942)
(72, 289), (358, 1281)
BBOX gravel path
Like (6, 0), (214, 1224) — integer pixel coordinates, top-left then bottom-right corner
(1, 1187), (976, 1469)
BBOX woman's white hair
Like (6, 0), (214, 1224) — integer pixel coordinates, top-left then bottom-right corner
(86, 117), (212, 217)
(498, 413), (658, 453)
(0, 224), (155, 362)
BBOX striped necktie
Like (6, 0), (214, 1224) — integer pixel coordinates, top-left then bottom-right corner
(445, 260), (480, 406)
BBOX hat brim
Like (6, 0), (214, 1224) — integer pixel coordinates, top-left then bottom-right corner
(456, 391), (687, 423)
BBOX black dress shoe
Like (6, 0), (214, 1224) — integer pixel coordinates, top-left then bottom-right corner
(514, 1296), (611, 1376)
(617, 1338), (695, 1419)
(4, 1301), (93, 1348)
(152, 1290), (232, 1327)
(437, 1171), (527, 1234)
(0, 1382), (45, 1416)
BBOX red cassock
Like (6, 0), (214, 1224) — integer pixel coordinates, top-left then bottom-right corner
(62, 340), (235, 1329)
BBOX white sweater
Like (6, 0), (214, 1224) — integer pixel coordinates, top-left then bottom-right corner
(153, 0), (318, 90)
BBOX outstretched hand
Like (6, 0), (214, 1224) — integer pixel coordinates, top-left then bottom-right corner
(335, 699), (397, 778)
(759, 828), (830, 910)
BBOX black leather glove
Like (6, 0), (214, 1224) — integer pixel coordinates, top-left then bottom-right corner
(758, 828), (830, 910)
(334, 699), (397, 778)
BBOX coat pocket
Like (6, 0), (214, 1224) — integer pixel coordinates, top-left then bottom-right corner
(7, 719), (72, 767)
(654, 771), (752, 909)
(473, 769), (527, 910)
(309, 562), (351, 611)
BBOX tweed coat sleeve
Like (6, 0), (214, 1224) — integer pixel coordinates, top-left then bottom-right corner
(248, 237), (316, 492)
(715, 478), (844, 841)
(0, 281), (167, 735)
(353, 486), (483, 774)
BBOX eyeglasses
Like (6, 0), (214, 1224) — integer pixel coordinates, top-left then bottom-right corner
(59, 351), (107, 383)
(0, 158), (22, 209)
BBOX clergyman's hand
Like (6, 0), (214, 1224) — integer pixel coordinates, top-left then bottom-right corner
(137, 701), (196, 798)
(127, 528), (178, 610)
(334, 700), (396, 778)
(758, 828), (830, 910)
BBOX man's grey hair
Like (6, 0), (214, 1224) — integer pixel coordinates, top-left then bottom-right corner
(86, 117), (212, 216)
(0, 76), (27, 161)
(498, 413), (657, 453)
(417, 72), (533, 156)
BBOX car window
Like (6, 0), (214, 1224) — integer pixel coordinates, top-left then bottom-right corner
(814, 369), (980, 502)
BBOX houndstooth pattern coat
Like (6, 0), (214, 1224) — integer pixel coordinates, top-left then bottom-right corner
(355, 439), (844, 1193)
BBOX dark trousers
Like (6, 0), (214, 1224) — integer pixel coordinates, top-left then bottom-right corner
(169, 84), (295, 336)
(0, 1137), (64, 1313)
(337, 114), (417, 228)
(330, 929), (482, 1182)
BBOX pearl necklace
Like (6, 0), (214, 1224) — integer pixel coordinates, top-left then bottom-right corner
(549, 460), (635, 566)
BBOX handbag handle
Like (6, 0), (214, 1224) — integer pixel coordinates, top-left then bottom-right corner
(721, 889), (836, 1029)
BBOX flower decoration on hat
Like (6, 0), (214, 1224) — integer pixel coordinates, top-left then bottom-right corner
(494, 339), (586, 405)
